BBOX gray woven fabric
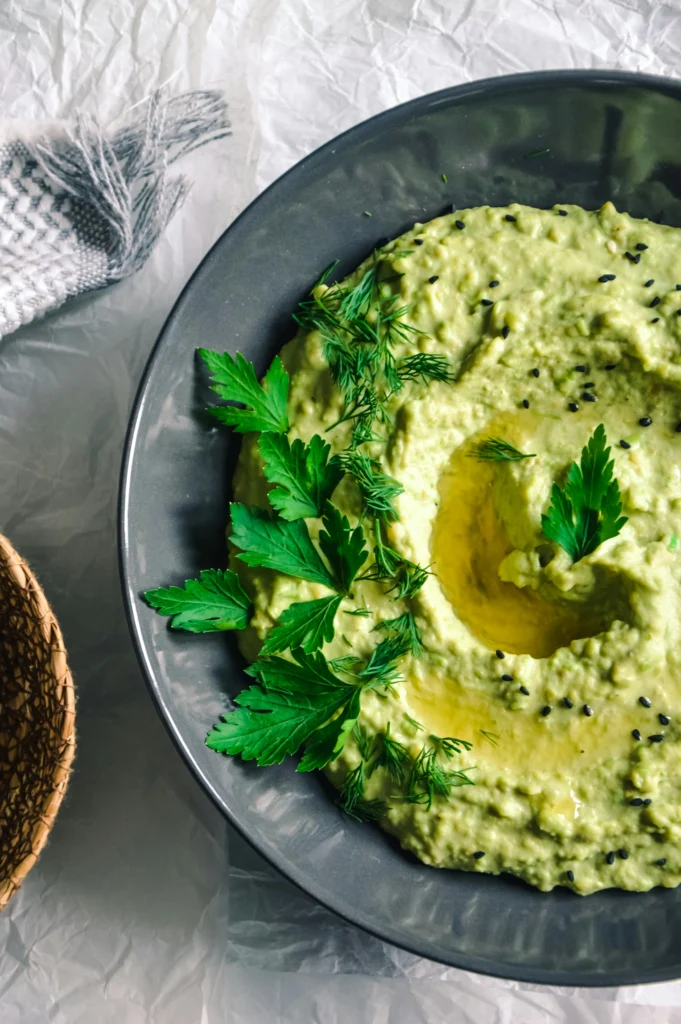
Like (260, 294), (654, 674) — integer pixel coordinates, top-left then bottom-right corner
(0, 91), (229, 338)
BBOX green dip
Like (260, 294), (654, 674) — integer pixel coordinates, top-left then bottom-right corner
(233, 202), (681, 894)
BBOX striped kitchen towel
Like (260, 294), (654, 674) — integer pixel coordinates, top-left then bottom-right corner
(0, 90), (229, 337)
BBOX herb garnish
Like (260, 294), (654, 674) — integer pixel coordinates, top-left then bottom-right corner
(148, 243), (464, 821)
(374, 611), (423, 656)
(404, 743), (475, 810)
(199, 349), (289, 433)
(541, 424), (628, 562)
(338, 761), (388, 821)
(368, 722), (411, 783)
(259, 432), (342, 520)
(260, 595), (342, 655)
(229, 501), (367, 594)
(469, 437), (536, 462)
(337, 450), (404, 522)
(144, 569), (251, 632)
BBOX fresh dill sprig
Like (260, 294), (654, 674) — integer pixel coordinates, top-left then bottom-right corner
(396, 353), (455, 385)
(353, 722), (376, 761)
(338, 761), (388, 821)
(344, 604), (372, 618)
(368, 722), (412, 783)
(468, 437), (536, 462)
(404, 744), (475, 810)
(358, 631), (414, 690)
(294, 255), (430, 449)
(404, 712), (424, 733)
(479, 730), (500, 748)
(329, 654), (362, 674)
(336, 451), (404, 523)
(430, 734), (474, 757)
(375, 612), (423, 656)
(360, 521), (431, 600)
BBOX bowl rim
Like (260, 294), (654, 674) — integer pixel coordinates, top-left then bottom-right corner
(119, 68), (681, 987)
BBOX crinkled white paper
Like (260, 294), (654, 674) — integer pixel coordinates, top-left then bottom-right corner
(1, 1), (680, 1021)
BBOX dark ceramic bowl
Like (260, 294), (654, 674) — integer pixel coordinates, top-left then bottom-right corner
(120, 70), (681, 986)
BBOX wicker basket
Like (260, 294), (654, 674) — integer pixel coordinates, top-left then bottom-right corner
(0, 533), (75, 909)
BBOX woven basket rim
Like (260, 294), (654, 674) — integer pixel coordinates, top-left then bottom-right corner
(0, 532), (75, 909)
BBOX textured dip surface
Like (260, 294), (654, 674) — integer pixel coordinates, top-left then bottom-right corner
(233, 202), (681, 895)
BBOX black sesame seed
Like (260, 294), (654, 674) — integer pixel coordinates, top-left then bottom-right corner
(501, 673), (513, 681)
(480, 298), (494, 306)
(651, 318), (660, 323)
(636, 243), (648, 251)
(558, 210), (568, 217)
(650, 296), (661, 307)
(519, 685), (530, 695)
(414, 238), (424, 245)
(473, 850), (485, 859)
(566, 869), (575, 883)
(676, 308), (681, 316)
(606, 851), (615, 865)
(568, 402), (579, 413)
(582, 392), (597, 402)
(575, 364), (588, 372)
(639, 696), (652, 707)
(505, 214), (516, 222)
(455, 220), (465, 230)
(522, 398), (530, 409)
(563, 696), (574, 708)
(659, 714), (671, 725)
(598, 274), (616, 282)
(649, 734), (665, 743)
(639, 417), (652, 427)
(583, 381), (596, 388)
(496, 649), (504, 659)
(583, 704), (593, 717)
(541, 705), (552, 717)
(624, 251), (641, 264)
(643, 798), (652, 806)
(489, 280), (500, 287)
(532, 367), (540, 378)
(618, 849), (629, 860)
(604, 363), (617, 370)
(644, 280), (654, 287)
(676, 423), (681, 433)
(620, 440), (631, 449)
(630, 797), (644, 806)
(428, 275), (439, 284)
(632, 729), (642, 741)
(677, 284), (681, 291)
(656, 858), (667, 867)
(501, 326), (510, 338)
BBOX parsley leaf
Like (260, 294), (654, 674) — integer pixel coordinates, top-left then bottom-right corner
(541, 424), (628, 562)
(230, 503), (337, 589)
(260, 595), (342, 655)
(318, 502), (368, 594)
(207, 649), (356, 767)
(259, 432), (343, 520)
(298, 687), (361, 771)
(144, 568), (251, 632)
(199, 349), (289, 433)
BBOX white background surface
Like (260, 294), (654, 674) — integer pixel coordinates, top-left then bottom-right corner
(1, 2), (681, 1021)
